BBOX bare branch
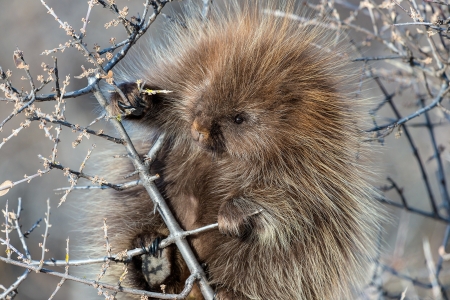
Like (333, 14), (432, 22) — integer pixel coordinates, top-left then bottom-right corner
(36, 199), (51, 271)
(90, 79), (215, 299)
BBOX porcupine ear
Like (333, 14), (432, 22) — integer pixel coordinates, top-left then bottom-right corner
(109, 82), (166, 119)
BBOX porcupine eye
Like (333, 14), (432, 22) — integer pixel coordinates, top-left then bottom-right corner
(234, 114), (244, 124)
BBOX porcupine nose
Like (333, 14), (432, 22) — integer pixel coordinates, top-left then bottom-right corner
(191, 119), (209, 143)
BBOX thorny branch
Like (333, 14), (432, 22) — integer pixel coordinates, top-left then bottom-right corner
(90, 79), (215, 299)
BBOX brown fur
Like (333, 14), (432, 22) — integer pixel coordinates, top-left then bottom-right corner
(88, 1), (381, 299)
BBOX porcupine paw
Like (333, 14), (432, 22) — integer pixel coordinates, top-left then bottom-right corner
(109, 82), (148, 117)
(134, 235), (172, 289)
(217, 199), (256, 238)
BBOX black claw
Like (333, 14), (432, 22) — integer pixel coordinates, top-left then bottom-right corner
(140, 240), (148, 253)
(118, 102), (133, 110)
(117, 100), (145, 117)
(149, 237), (162, 257)
(117, 101), (130, 109)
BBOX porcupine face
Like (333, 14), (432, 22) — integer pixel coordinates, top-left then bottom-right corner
(185, 51), (306, 161)
(189, 93), (276, 159)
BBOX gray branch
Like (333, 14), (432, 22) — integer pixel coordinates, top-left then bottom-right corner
(90, 78), (215, 300)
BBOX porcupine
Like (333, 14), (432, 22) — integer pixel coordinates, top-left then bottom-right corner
(90, 1), (382, 299)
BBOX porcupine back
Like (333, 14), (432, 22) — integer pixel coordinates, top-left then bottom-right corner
(85, 1), (382, 299)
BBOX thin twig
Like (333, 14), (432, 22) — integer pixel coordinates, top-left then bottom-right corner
(37, 199), (51, 271)
(0, 270), (29, 299)
(14, 198), (31, 260)
(23, 218), (42, 238)
(53, 178), (148, 191)
(423, 238), (443, 299)
(369, 83), (450, 132)
(48, 238), (70, 300)
(4, 200), (11, 259)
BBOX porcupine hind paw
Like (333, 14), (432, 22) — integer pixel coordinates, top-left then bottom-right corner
(133, 235), (173, 289)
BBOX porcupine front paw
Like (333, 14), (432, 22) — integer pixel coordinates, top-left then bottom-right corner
(217, 198), (263, 238)
(109, 82), (149, 117)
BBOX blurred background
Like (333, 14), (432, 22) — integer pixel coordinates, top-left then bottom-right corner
(1, 0), (450, 299)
